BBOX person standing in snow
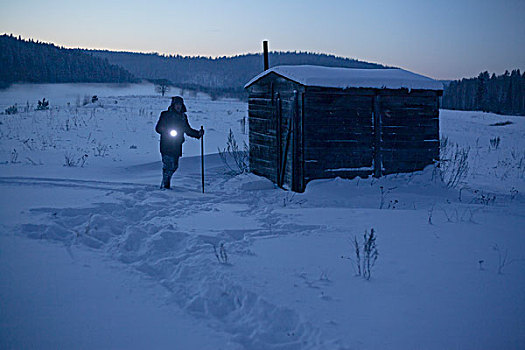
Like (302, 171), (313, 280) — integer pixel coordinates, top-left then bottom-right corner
(155, 96), (203, 189)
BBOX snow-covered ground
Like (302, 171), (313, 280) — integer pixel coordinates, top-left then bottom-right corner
(1, 83), (524, 349)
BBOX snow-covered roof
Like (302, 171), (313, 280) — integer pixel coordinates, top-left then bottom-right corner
(244, 65), (443, 91)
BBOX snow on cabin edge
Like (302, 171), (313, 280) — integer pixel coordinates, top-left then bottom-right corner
(244, 65), (444, 91)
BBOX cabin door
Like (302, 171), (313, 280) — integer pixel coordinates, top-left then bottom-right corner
(275, 93), (287, 188)
(275, 91), (303, 191)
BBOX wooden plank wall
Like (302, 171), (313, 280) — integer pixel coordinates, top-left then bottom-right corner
(248, 82), (277, 183)
(379, 90), (440, 174)
(303, 89), (375, 181)
(247, 74), (304, 188)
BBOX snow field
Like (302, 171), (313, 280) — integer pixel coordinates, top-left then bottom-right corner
(0, 234), (234, 350)
(1, 83), (524, 349)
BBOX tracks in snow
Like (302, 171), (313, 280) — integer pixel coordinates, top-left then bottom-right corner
(0, 176), (154, 193)
(6, 175), (331, 350)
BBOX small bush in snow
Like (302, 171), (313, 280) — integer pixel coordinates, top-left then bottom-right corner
(64, 152), (88, 167)
(218, 129), (249, 175)
(437, 140), (470, 188)
(94, 142), (109, 157)
(36, 98), (49, 110)
(11, 148), (20, 163)
(213, 242), (229, 264)
(282, 192), (305, 207)
(387, 199), (399, 209)
(5, 104), (18, 115)
(471, 190), (496, 205)
(489, 136), (501, 150)
(502, 149), (525, 179)
(379, 186), (396, 209)
(352, 229), (379, 280)
(427, 204), (435, 225)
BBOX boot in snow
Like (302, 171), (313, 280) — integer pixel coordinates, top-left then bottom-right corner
(162, 175), (171, 189)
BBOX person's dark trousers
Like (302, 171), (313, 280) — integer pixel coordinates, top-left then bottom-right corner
(161, 154), (179, 189)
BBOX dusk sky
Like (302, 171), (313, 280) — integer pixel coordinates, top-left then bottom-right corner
(1, 0), (523, 80)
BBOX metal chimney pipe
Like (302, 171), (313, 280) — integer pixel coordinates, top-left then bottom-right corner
(263, 40), (269, 71)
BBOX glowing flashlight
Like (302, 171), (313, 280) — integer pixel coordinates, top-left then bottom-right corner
(169, 129), (178, 137)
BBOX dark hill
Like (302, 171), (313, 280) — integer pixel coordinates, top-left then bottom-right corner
(88, 50), (388, 97)
(0, 34), (390, 99)
(0, 34), (138, 88)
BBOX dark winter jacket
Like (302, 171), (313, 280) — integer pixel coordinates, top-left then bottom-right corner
(155, 107), (200, 157)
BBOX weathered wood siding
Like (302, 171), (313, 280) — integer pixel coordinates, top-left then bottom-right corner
(247, 74), (304, 189)
(303, 88), (375, 181)
(248, 81), (277, 183)
(379, 90), (440, 174)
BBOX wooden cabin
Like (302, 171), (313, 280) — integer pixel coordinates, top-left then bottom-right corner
(244, 65), (444, 192)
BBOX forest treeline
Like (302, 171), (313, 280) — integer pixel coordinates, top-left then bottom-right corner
(3, 34), (524, 115)
(87, 50), (387, 99)
(0, 34), (138, 88)
(0, 34), (386, 98)
(443, 70), (525, 116)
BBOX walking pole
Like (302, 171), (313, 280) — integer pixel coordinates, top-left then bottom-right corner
(200, 125), (205, 193)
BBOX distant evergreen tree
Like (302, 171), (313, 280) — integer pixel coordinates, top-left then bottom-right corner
(475, 71), (489, 112)
(443, 69), (525, 116)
